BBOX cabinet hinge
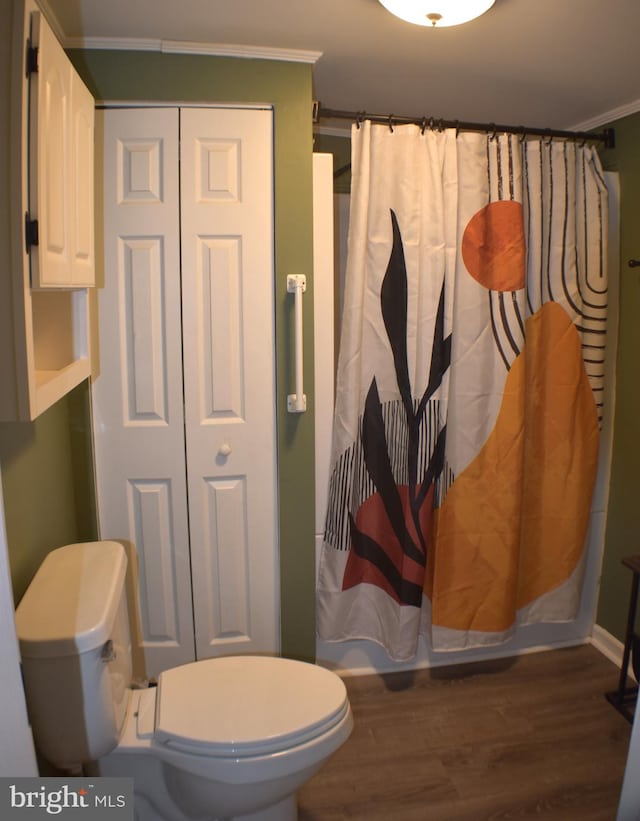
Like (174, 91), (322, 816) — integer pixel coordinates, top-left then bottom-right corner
(26, 41), (38, 76)
(25, 214), (39, 253)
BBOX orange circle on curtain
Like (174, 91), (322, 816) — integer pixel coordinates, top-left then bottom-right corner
(462, 200), (526, 292)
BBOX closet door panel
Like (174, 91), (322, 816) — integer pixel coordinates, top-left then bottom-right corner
(128, 479), (181, 642)
(94, 108), (195, 678)
(180, 107), (279, 658)
(204, 477), (251, 641)
(197, 236), (243, 417)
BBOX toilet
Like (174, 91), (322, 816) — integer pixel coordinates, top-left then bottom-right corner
(15, 541), (353, 821)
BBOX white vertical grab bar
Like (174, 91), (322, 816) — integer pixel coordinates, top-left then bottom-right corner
(287, 274), (307, 413)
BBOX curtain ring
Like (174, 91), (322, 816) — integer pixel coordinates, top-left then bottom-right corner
(388, 114), (395, 133)
(518, 126), (526, 144)
(488, 123), (498, 141)
(420, 117), (428, 135)
(454, 120), (460, 138)
(544, 129), (553, 145)
(429, 117), (435, 131)
(356, 111), (365, 129)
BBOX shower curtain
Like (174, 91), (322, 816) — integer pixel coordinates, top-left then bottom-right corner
(316, 122), (609, 660)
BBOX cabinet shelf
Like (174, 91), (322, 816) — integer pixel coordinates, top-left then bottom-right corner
(33, 359), (91, 416)
(35, 361), (90, 390)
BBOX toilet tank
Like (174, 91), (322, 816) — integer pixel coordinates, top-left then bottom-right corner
(15, 541), (133, 769)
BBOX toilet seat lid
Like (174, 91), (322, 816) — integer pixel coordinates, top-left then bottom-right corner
(154, 656), (349, 756)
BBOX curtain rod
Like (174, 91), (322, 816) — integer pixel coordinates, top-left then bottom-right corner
(314, 104), (616, 149)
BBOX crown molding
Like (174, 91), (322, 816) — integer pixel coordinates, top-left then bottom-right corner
(62, 36), (322, 64)
(161, 40), (322, 63)
(38, 0), (322, 64)
(64, 37), (160, 52)
(571, 98), (640, 131)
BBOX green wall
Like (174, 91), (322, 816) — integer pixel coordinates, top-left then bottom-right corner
(597, 113), (640, 641)
(66, 49), (317, 661)
(0, 382), (96, 602)
(0, 0), (98, 618)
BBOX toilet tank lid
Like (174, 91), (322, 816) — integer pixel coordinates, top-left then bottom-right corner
(15, 542), (127, 658)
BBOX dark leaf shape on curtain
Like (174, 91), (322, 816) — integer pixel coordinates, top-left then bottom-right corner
(343, 210), (452, 606)
(381, 209), (412, 419)
(361, 378), (422, 565)
(419, 282), (451, 416)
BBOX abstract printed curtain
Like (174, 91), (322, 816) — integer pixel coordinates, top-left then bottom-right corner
(317, 122), (609, 660)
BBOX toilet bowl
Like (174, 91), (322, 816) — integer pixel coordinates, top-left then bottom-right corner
(100, 656), (352, 820)
(15, 542), (353, 820)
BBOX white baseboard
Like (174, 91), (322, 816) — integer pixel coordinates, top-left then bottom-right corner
(318, 627), (629, 679)
(319, 635), (592, 678)
(590, 623), (634, 679)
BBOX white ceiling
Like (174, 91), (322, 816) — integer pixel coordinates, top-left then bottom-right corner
(43, 0), (640, 132)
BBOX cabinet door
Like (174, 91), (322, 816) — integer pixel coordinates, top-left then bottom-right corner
(69, 69), (95, 286)
(29, 11), (94, 289)
(29, 10), (70, 288)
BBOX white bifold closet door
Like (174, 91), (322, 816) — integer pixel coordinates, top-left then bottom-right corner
(93, 107), (278, 679)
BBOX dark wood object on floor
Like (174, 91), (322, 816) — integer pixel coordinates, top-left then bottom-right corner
(606, 555), (640, 723)
(299, 645), (631, 820)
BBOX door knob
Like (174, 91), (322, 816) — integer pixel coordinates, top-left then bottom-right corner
(219, 443), (232, 457)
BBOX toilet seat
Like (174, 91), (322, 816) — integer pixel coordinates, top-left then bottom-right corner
(154, 656), (350, 758)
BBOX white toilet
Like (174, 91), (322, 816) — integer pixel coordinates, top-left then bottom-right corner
(15, 541), (353, 821)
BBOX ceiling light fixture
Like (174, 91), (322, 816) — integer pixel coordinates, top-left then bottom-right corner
(378, 0), (495, 27)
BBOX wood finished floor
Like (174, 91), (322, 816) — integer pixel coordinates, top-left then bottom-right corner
(298, 645), (632, 820)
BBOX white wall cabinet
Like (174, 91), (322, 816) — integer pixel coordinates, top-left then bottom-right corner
(1, 0), (94, 422)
